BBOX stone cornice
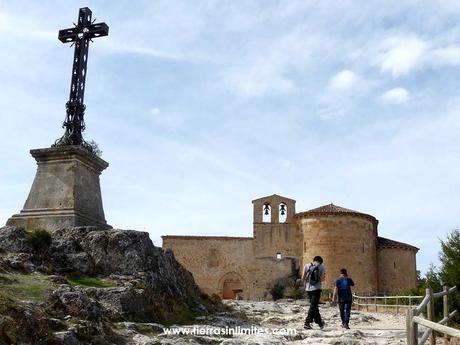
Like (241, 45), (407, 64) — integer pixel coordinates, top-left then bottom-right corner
(30, 146), (108, 173)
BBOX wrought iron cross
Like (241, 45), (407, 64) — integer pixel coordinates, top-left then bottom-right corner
(54, 7), (108, 150)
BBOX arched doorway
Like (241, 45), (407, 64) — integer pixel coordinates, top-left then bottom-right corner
(218, 272), (246, 299)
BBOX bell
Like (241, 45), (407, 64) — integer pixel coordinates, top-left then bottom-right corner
(280, 204), (286, 216)
(263, 205), (270, 215)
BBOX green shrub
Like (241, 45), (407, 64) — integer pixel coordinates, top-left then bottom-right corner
(270, 283), (285, 301)
(25, 229), (52, 254)
(87, 139), (102, 157)
(289, 286), (305, 300)
(68, 275), (116, 288)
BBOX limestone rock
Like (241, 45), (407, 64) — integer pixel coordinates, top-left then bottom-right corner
(47, 227), (204, 318)
(0, 226), (225, 345)
(50, 285), (103, 321)
(86, 286), (153, 321)
(0, 225), (220, 344)
(0, 226), (32, 253)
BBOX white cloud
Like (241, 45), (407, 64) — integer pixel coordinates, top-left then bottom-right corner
(224, 62), (294, 97)
(328, 70), (358, 91)
(317, 107), (346, 119)
(0, 11), (54, 40)
(379, 36), (428, 77)
(221, 30), (315, 98)
(430, 45), (460, 66)
(100, 40), (192, 61)
(380, 87), (409, 104)
(151, 108), (161, 115)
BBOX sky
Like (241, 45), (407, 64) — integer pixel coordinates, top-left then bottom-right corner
(1, 1), (459, 274)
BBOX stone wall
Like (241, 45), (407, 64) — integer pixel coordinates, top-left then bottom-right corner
(377, 247), (418, 293)
(161, 236), (254, 299)
(297, 214), (378, 293)
(161, 235), (297, 300)
(249, 257), (297, 300)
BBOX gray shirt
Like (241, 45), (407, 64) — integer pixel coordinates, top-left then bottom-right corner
(303, 262), (325, 291)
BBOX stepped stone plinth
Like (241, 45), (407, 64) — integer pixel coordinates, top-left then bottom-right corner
(7, 145), (111, 231)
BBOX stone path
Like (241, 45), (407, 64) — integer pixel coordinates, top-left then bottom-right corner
(127, 299), (409, 344)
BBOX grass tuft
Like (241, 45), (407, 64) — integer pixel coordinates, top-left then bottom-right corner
(0, 273), (55, 302)
(68, 276), (116, 288)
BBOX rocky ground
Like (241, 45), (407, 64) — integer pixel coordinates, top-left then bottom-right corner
(126, 299), (409, 345)
(0, 226), (223, 344)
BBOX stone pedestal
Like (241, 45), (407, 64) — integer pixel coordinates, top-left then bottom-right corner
(7, 146), (111, 231)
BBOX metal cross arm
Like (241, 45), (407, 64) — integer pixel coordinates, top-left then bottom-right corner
(58, 22), (109, 43)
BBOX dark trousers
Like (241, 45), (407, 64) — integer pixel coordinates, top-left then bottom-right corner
(305, 289), (322, 325)
(339, 300), (352, 324)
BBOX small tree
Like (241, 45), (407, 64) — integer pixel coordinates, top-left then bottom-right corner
(439, 229), (460, 287)
(425, 264), (442, 291)
(438, 229), (460, 323)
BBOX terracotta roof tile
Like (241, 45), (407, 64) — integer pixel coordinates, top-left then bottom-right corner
(295, 203), (377, 223)
(377, 236), (419, 251)
(305, 203), (363, 214)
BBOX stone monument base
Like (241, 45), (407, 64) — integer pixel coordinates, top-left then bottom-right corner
(7, 146), (111, 231)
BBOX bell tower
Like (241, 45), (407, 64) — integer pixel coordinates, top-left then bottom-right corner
(252, 194), (299, 258)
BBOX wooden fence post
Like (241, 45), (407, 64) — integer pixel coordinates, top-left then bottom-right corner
(443, 286), (449, 345)
(426, 288), (435, 345)
(384, 295), (387, 313)
(406, 308), (412, 345)
(396, 297), (399, 314)
(443, 285), (448, 321)
(407, 308), (418, 345)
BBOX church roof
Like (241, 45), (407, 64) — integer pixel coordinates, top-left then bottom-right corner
(251, 194), (296, 203)
(377, 236), (419, 252)
(295, 203), (377, 223)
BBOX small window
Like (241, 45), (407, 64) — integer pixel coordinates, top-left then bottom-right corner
(279, 203), (287, 223)
(262, 203), (271, 223)
(394, 262), (396, 269)
(276, 252), (282, 260)
(304, 242), (306, 253)
(362, 242), (365, 253)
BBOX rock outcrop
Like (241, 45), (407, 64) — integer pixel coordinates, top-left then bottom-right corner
(0, 226), (221, 344)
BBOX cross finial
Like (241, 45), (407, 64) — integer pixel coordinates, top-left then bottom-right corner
(53, 7), (109, 152)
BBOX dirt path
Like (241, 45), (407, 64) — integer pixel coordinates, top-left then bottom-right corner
(129, 299), (409, 344)
(220, 299), (407, 344)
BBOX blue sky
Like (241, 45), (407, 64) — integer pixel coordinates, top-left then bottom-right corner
(1, 1), (459, 274)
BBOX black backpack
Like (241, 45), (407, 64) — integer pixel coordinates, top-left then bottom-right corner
(305, 264), (320, 285)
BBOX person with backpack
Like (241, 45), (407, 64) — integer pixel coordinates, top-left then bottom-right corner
(301, 255), (325, 329)
(332, 268), (355, 329)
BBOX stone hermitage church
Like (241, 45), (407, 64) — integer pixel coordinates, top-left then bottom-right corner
(162, 194), (418, 300)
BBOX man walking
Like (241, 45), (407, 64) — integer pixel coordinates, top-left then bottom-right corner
(301, 255), (325, 329)
(332, 268), (355, 329)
